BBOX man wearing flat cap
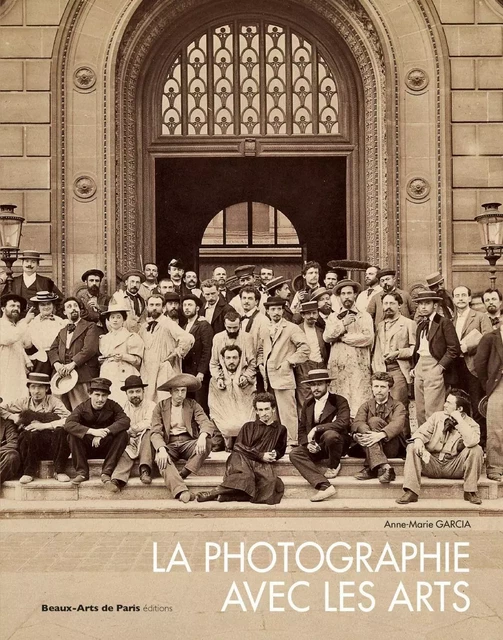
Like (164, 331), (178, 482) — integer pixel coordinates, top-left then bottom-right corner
(11, 250), (63, 305)
(24, 292), (67, 376)
(76, 269), (110, 324)
(230, 265), (267, 315)
(0, 293), (32, 403)
(324, 280), (374, 417)
(150, 374), (213, 502)
(411, 289), (461, 425)
(367, 268), (415, 327)
(64, 377), (130, 486)
(290, 369), (351, 502)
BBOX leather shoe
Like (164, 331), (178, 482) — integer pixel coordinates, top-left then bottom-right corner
(354, 467), (377, 481)
(100, 473), (111, 484)
(196, 490), (219, 502)
(54, 473), (70, 483)
(310, 485), (336, 502)
(487, 473), (502, 482)
(139, 469), (152, 485)
(178, 490), (195, 503)
(464, 491), (482, 505)
(71, 474), (87, 485)
(105, 480), (120, 493)
(324, 463), (341, 479)
(19, 475), (34, 484)
(377, 467), (396, 484)
(396, 489), (418, 504)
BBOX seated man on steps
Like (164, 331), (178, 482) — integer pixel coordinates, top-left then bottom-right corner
(197, 392), (288, 504)
(289, 369), (351, 502)
(0, 404), (20, 488)
(396, 389), (484, 505)
(0, 372), (70, 484)
(150, 373), (213, 503)
(64, 377), (130, 487)
(351, 372), (406, 484)
(107, 375), (156, 493)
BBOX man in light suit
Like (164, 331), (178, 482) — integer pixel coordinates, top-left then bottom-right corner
(452, 285), (492, 446)
(48, 297), (101, 410)
(150, 374), (213, 502)
(372, 291), (416, 411)
(262, 296), (310, 444)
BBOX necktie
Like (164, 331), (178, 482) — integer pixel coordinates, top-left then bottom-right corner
(490, 316), (499, 327)
(376, 403), (386, 419)
(67, 323), (76, 334)
(337, 309), (357, 320)
(128, 293), (142, 317)
(41, 315), (55, 321)
(367, 288), (374, 297)
(418, 319), (429, 338)
(147, 320), (158, 333)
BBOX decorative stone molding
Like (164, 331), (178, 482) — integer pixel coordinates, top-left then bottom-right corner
(406, 177), (430, 201)
(73, 175), (97, 200)
(73, 65), (97, 91)
(405, 68), (429, 92)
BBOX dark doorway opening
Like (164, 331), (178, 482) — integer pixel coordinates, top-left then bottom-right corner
(155, 156), (346, 279)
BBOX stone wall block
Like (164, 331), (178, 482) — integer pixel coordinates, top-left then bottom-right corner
(20, 222), (51, 253)
(450, 59), (475, 89)
(0, 27), (57, 58)
(0, 125), (23, 155)
(477, 59), (503, 89)
(0, 93), (50, 123)
(452, 124), (477, 155)
(0, 60), (23, 90)
(452, 92), (488, 121)
(453, 157), (490, 187)
(478, 124), (503, 155)
(452, 189), (477, 221)
(25, 0), (65, 26)
(25, 59), (51, 91)
(1, 158), (50, 189)
(25, 125), (50, 156)
(435, 0), (475, 24)
(445, 26), (502, 56)
(0, 0), (23, 26)
(488, 92), (503, 121)
(453, 221), (481, 253)
(25, 190), (51, 222)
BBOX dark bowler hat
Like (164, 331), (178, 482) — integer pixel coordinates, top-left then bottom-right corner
(0, 292), (27, 312)
(169, 258), (184, 269)
(164, 292), (181, 302)
(377, 268), (396, 280)
(301, 369), (335, 384)
(413, 289), (442, 303)
(264, 296), (287, 308)
(30, 291), (59, 304)
(300, 301), (318, 313)
(333, 279), (362, 296)
(120, 375), (148, 391)
(310, 287), (331, 301)
(19, 250), (41, 261)
(81, 269), (104, 282)
(181, 293), (203, 308)
(157, 373), (201, 392)
(235, 264), (256, 278)
(122, 269), (146, 283)
(26, 372), (51, 386)
(426, 271), (444, 288)
(266, 275), (290, 293)
(89, 377), (113, 393)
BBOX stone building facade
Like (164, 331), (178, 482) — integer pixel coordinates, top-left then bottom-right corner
(1, 0), (502, 294)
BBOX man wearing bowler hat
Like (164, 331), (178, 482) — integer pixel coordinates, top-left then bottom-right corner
(25, 291), (67, 376)
(64, 377), (130, 486)
(0, 293), (32, 403)
(411, 289), (460, 425)
(367, 268), (415, 327)
(107, 375), (155, 492)
(289, 369), (351, 501)
(11, 250), (63, 304)
(76, 269), (110, 324)
(425, 271), (454, 319)
(150, 374), (213, 502)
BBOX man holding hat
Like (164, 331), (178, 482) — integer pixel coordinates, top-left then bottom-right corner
(289, 369), (351, 501)
(113, 269), (146, 332)
(411, 289), (460, 426)
(107, 375), (155, 492)
(24, 291), (67, 375)
(11, 250), (63, 304)
(77, 269), (110, 324)
(150, 373), (213, 502)
(181, 294), (213, 411)
(295, 300), (329, 410)
(0, 372), (70, 484)
(266, 276), (293, 321)
(0, 293), (32, 403)
(324, 280), (374, 417)
(64, 377), (130, 485)
(367, 268), (415, 327)
(290, 261), (322, 314)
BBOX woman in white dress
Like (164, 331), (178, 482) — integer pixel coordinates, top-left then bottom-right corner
(98, 301), (144, 404)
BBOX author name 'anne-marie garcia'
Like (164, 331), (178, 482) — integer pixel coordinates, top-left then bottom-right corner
(152, 540), (473, 613)
(384, 519), (471, 529)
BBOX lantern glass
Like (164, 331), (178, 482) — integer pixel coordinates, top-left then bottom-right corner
(0, 213), (24, 250)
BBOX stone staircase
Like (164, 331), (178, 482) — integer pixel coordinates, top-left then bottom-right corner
(1, 453), (502, 518)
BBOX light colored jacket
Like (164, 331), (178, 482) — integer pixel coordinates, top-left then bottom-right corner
(372, 314), (416, 383)
(453, 308), (493, 375)
(263, 319), (309, 390)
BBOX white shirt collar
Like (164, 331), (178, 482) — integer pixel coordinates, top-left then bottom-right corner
(314, 391), (329, 406)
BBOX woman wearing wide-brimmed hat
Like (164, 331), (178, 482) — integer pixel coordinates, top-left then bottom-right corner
(98, 300), (145, 404)
(24, 291), (67, 376)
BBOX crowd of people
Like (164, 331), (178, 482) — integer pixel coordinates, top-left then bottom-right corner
(0, 251), (502, 507)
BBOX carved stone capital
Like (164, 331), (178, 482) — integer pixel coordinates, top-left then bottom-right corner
(74, 66), (97, 91)
(405, 68), (429, 92)
(406, 177), (430, 201)
(73, 175), (97, 200)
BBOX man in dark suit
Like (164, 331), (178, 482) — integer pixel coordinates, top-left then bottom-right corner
(64, 377), (130, 486)
(352, 372), (407, 483)
(11, 250), (63, 306)
(411, 290), (460, 425)
(475, 320), (503, 481)
(181, 294), (213, 411)
(0, 406), (20, 487)
(150, 374), (213, 502)
(48, 297), (101, 410)
(200, 278), (233, 335)
(289, 369), (350, 502)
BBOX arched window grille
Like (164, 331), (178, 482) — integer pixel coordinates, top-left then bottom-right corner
(162, 21), (339, 136)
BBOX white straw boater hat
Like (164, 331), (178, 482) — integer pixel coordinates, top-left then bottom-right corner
(301, 369), (335, 384)
(50, 370), (79, 395)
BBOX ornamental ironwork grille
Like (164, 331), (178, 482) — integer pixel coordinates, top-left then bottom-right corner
(162, 21), (340, 136)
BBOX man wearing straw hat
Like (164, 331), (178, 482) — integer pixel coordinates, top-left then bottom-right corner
(150, 373), (213, 503)
(0, 372), (70, 484)
(11, 250), (63, 304)
(289, 369), (350, 502)
(24, 291), (67, 376)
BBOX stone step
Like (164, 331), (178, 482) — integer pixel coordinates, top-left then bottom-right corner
(37, 455), (406, 478)
(3, 475), (501, 501)
(1, 497), (502, 519)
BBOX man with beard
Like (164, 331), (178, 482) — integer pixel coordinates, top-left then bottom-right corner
(163, 292), (183, 325)
(198, 393), (288, 504)
(139, 263), (160, 301)
(167, 258), (185, 294)
(324, 280), (374, 417)
(183, 270), (202, 299)
(266, 276), (293, 321)
(289, 370), (350, 502)
(295, 301), (328, 410)
(482, 288), (502, 328)
(76, 269), (109, 324)
(258, 267), (274, 294)
(372, 291), (416, 411)
(200, 278), (234, 335)
(290, 261), (322, 314)
(181, 294), (213, 411)
(311, 287), (336, 328)
(24, 292), (67, 376)
(213, 266), (232, 302)
(11, 250), (63, 305)
(108, 375), (155, 492)
(114, 269), (146, 333)
(139, 294), (194, 403)
(49, 297), (101, 409)
(263, 297), (309, 445)
(64, 377), (130, 486)
(208, 345), (257, 450)
(0, 372), (70, 484)
(356, 265), (382, 312)
(0, 293), (32, 403)
(367, 268), (415, 326)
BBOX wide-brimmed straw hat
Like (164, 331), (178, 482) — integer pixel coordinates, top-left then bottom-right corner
(157, 373), (202, 392)
(301, 369), (335, 384)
